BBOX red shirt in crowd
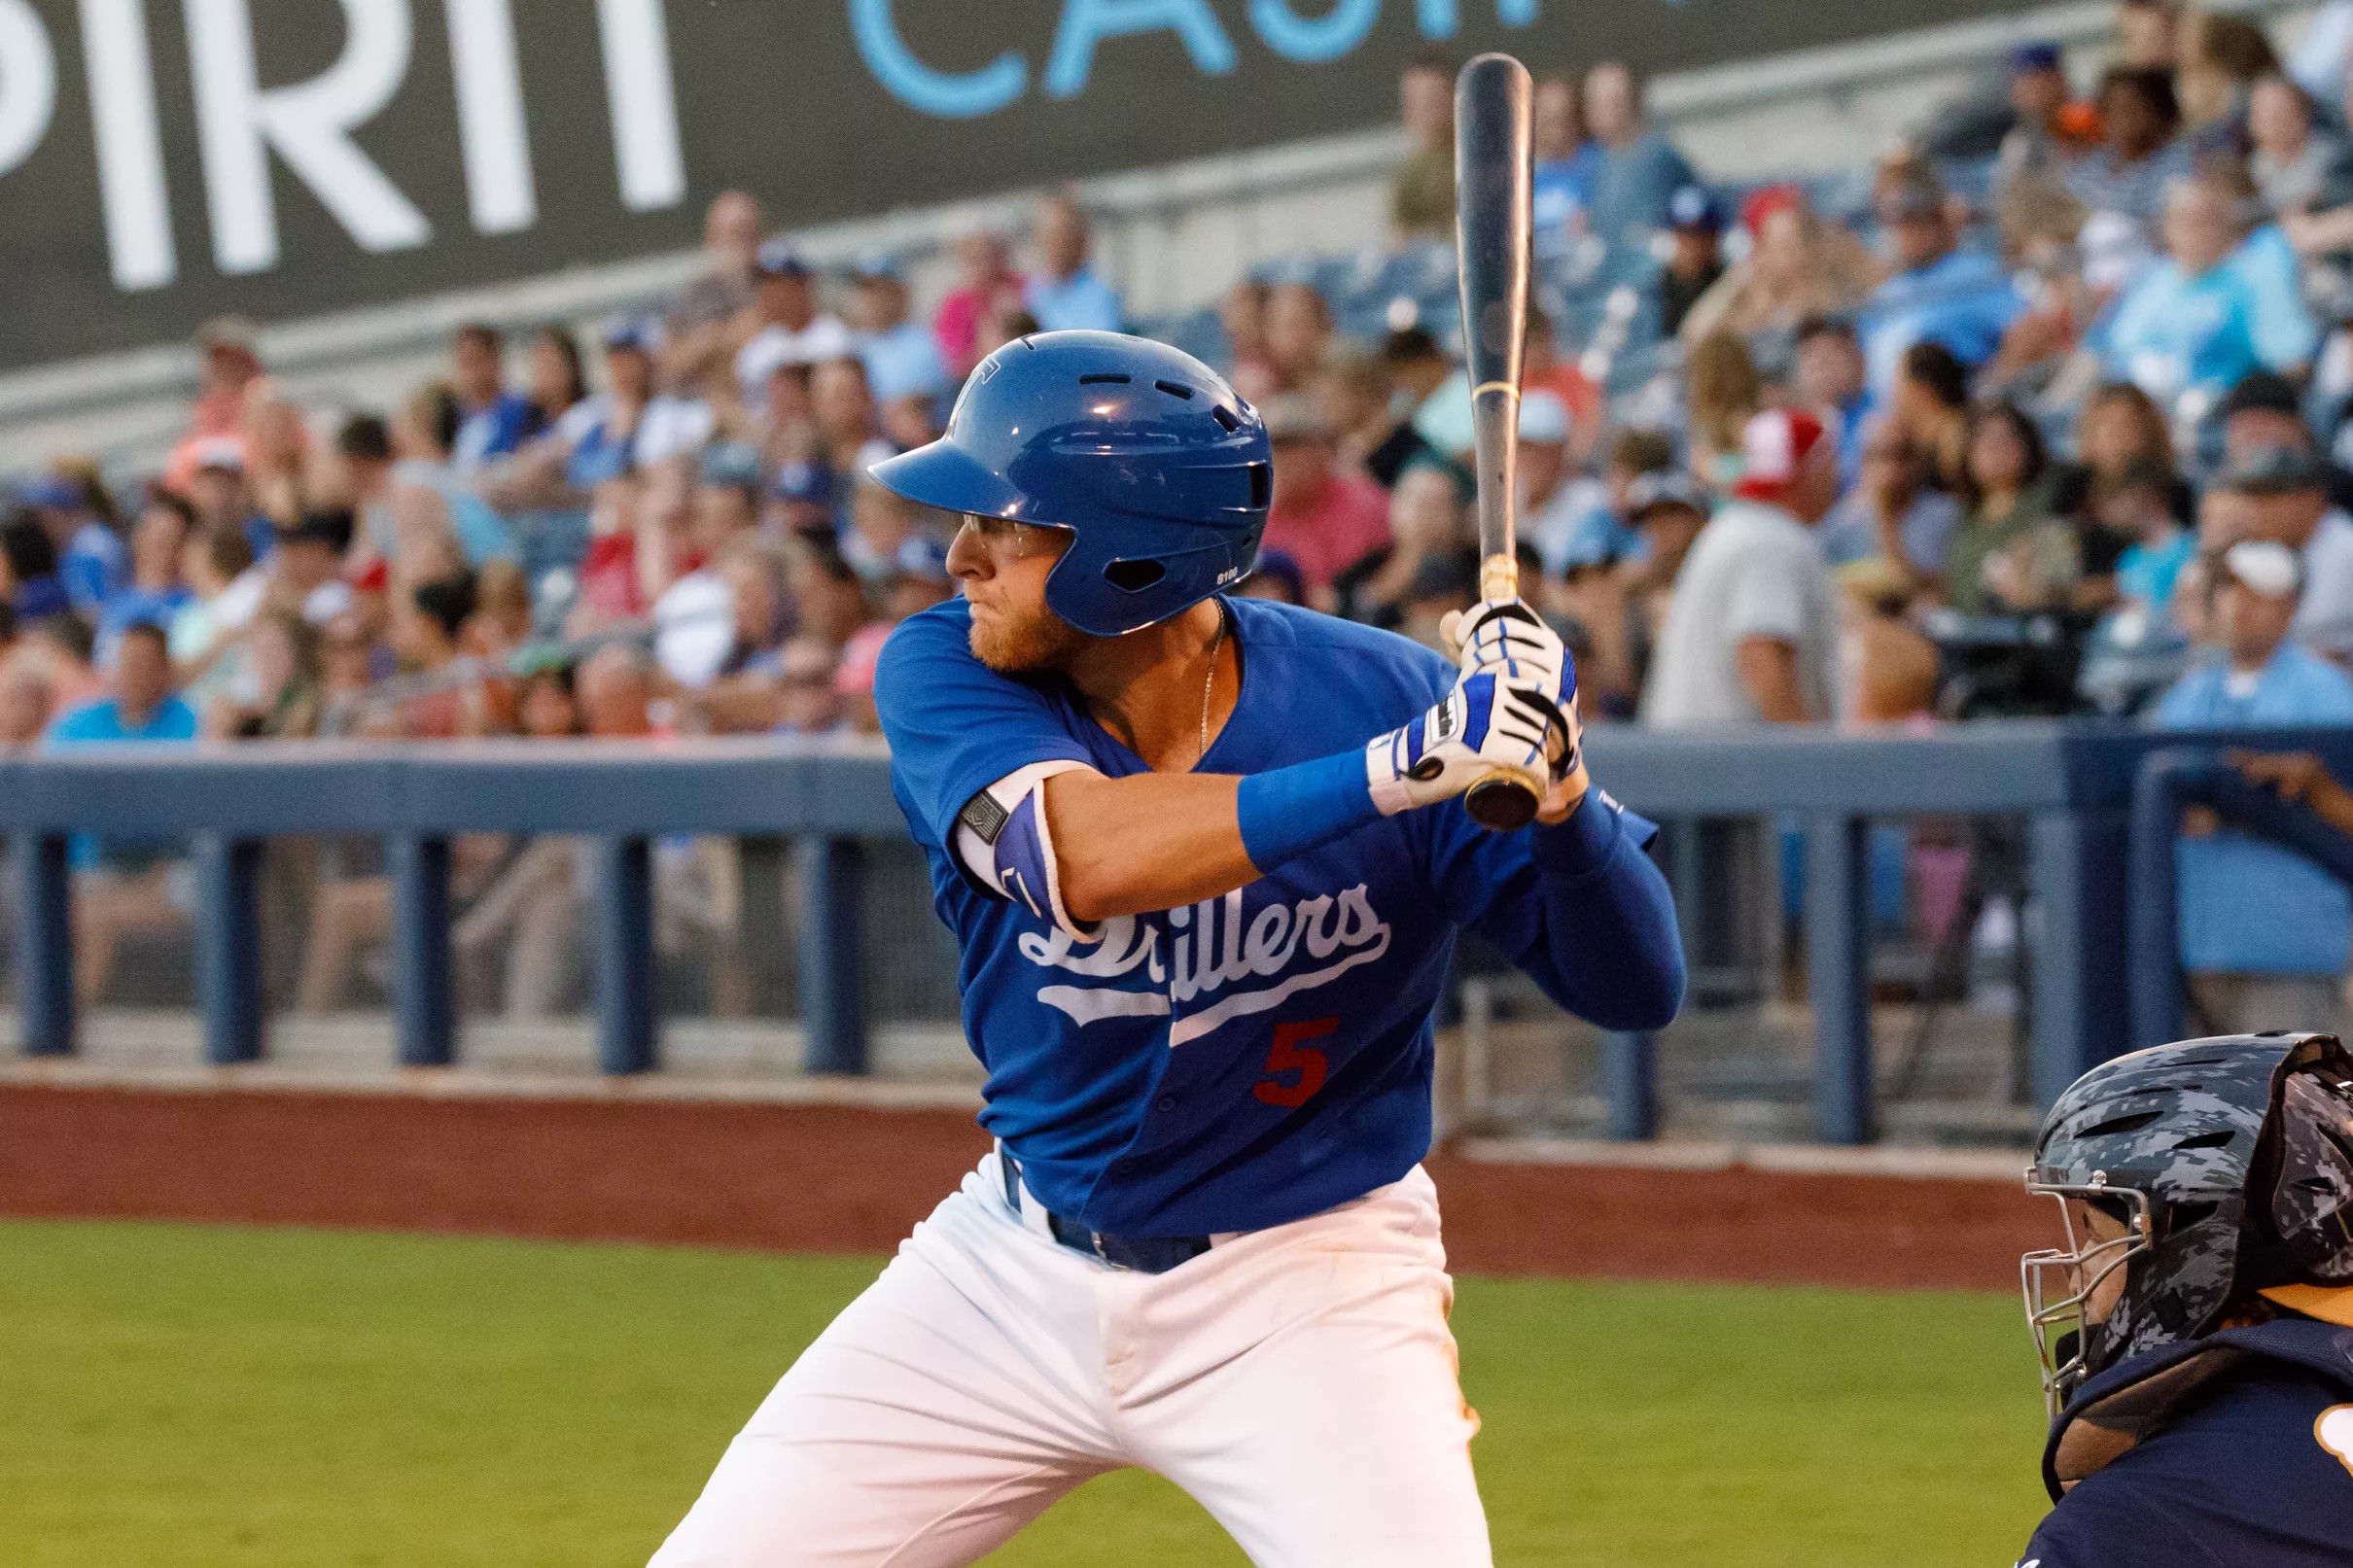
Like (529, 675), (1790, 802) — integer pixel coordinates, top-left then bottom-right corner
(1260, 472), (1391, 590)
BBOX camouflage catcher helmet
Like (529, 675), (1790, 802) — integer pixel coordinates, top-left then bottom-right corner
(2023, 1032), (2353, 1414)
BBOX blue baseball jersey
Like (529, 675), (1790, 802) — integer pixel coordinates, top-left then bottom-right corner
(875, 595), (1682, 1237)
(2019, 1362), (2353, 1567)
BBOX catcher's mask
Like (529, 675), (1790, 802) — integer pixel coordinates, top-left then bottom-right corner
(2022, 1032), (2353, 1416)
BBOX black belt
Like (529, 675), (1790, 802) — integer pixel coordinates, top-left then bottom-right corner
(1001, 1151), (1213, 1274)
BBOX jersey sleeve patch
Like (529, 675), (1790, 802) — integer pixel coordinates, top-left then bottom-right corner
(953, 760), (1100, 943)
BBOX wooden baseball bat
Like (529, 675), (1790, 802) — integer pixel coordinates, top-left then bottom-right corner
(1455, 52), (1540, 833)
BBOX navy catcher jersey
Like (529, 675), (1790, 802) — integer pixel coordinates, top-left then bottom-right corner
(2019, 1362), (2353, 1567)
(875, 595), (1678, 1237)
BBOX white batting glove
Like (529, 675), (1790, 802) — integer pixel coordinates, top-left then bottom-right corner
(1439, 599), (1587, 805)
(1366, 668), (1554, 816)
(1441, 598), (1564, 695)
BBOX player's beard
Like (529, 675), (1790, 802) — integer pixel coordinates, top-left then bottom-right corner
(967, 595), (1088, 674)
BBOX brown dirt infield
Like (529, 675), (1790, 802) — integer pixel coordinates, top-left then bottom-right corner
(0, 1085), (2044, 1290)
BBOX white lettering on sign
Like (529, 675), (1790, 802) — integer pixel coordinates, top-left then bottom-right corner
(0, 0), (55, 179)
(21, 0), (687, 293)
(79, 0), (174, 291)
(186, 0), (432, 274)
(596, 0), (685, 212)
(445, 0), (536, 234)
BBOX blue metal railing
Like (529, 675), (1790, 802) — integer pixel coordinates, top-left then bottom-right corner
(12, 723), (2353, 1141)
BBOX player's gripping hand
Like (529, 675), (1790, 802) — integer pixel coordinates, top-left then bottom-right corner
(1365, 668), (1555, 816)
(1440, 599), (1590, 818)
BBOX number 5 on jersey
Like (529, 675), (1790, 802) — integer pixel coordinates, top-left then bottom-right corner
(1254, 1017), (1338, 1108)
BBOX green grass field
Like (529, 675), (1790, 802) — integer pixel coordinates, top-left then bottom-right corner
(0, 1218), (2049, 1566)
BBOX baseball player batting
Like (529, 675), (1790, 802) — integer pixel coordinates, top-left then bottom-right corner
(650, 83), (1682, 1568)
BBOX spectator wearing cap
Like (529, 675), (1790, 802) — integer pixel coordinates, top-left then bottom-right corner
(849, 257), (950, 415)
(1541, 427), (1674, 579)
(1995, 42), (2100, 191)
(1390, 48), (1457, 241)
(734, 242), (855, 408)
(93, 492), (195, 672)
(2217, 371), (2353, 515)
(2153, 538), (2353, 1028)
(1817, 423), (1962, 577)
(1530, 71), (1599, 261)
(550, 317), (662, 494)
(1258, 394), (1392, 602)
(19, 472), (126, 615)
(1024, 193), (1123, 334)
(1582, 61), (1699, 251)
(692, 443), (765, 563)
(1336, 459), (1471, 630)
(1516, 389), (1575, 531)
(1679, 190), (1880, 352)
(447, 324), (541, 474)
(1858, 168), (2024, 397)
(44, 619), (198, 1003)
(1560, 469), (1711, 715)
(1642, 407), (1841, 725)
(2064, 67), (2193, 240)
(2215, 444), (2353, 662)
(1659, 187), (1725, 337)
(769, 459), (838, 543)
(163, 316), (263, 490)
(1239, 550), (1307, 607)
(934, 229), (1025, 381)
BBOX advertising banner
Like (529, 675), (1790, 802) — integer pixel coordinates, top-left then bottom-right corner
(0, 0), (2041, 371)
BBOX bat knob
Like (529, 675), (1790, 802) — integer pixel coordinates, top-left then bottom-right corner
(1464, 774), (1541, 833)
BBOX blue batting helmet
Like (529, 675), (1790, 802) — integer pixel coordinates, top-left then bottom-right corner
(870, 331), (1272, 637)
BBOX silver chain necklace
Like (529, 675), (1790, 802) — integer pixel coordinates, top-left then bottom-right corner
(1199, 601), (1228, 761)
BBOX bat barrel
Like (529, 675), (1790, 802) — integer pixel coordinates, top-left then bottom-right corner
(1455, 52), (1532, 584)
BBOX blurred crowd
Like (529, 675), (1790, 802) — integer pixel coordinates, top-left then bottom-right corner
(14, 2), (2353, 1028)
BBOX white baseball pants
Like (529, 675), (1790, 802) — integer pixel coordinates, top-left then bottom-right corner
(647, 1153), (1492, 1567)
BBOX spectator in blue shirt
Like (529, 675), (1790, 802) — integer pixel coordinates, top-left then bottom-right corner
(1582, 61), (1698, 252)
(1022, 193), (1122, 335)
(448, 323), (542, 475)
(1531, 71), (1599, 261)
(2105, 177), (2267, 406)
(850, 257), (949, 416)
(18, 474), (124, 615)
(2153, 539), (2353, 1029)
(46, 620), (200, 1000)
(1859, 171), (2024, 397)
(92, 492), (196, 671)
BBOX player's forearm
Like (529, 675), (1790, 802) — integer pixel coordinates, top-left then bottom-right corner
(1520, 801), (1685, 1030)
(1044, 771), (1258, 923)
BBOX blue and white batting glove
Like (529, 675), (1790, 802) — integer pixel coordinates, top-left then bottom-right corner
(1366, 668), (1555, 816)
(1440, 598), (1587, 800)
